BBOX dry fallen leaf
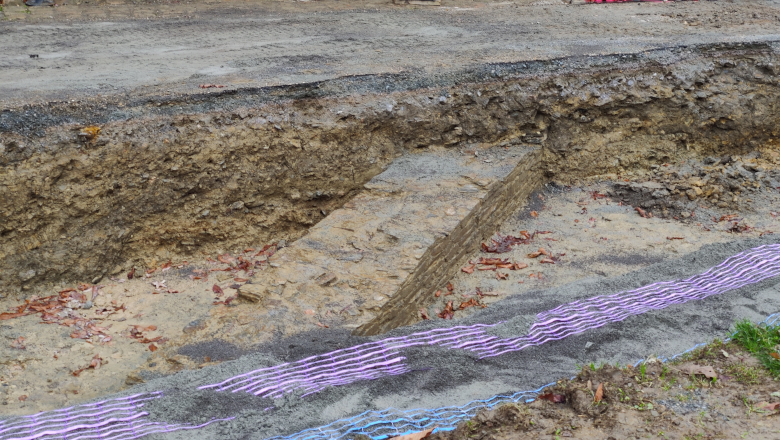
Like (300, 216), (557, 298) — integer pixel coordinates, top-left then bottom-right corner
(594, 383), (603, 403)
(438, 301), (454, 319)
(459, 298), (480, 310)
(461, 264), (475, 274)
(149, 344), (158, 352)
(388, 427), (435, 440)
(538, 393), (565, 403)
(758, 402), (780, 411)
(212, 284), (224, 297)
(0, 312), (27, 321)
(771, 352), (780, 360)
(678, 364), (718, 379)
(89, 354), (103, 370)
(496, 272), (508, 280)
(530, 211), (538, 218)
(540, 257), (556, 264)
(10, 337), (26, 350)
(420, 308), (430, 320)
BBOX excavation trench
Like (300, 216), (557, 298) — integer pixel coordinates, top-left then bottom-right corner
(1, 41), (779, 339)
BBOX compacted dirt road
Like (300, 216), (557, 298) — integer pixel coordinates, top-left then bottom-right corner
(1, 0), (780, 105)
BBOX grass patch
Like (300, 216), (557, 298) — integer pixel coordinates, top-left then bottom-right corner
(725, 363), (763, 385)
(730, 319), (780, 377)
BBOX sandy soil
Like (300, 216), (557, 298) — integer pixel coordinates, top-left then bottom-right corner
(1, 0), (780, 105)
(431, 152), (780, 323)
(2, 153), (778, 416)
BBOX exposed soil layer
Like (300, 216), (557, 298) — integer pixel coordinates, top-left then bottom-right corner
(433, 342), (780, 440)
(2, 39), (780, 422)
(3, 42), (780, 298)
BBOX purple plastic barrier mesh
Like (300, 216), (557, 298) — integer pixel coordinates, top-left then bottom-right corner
(203, 244), (780, 396)
(5, 245), (779, 440)
(199, 324), (498, 397)
(0, 392), (231, 440)
(458, 244), (780, 358)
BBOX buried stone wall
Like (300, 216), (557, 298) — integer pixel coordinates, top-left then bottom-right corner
(1, 41), (779, 305)
(354, 148), (543, 336)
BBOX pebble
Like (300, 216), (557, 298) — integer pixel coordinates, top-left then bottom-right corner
(82, 301), (93, 309)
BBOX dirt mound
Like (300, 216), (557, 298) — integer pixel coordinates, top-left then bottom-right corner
(433, 342), (780, 440)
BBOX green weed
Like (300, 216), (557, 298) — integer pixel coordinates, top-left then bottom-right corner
(730, 319), (780, 377)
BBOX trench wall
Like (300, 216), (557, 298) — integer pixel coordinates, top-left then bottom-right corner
(1, 42), (779, 307)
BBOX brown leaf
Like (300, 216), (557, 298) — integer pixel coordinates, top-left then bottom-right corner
(18, 395), (28, 402)
(446, 282), (454, 292)
(213, 295), (237, 306)
(459, 298), (480, 310)
(481, 233), (532, 253)
(234, 278), (249, 283)
(461, 264), (475, 274)
(217, 254), (235, 264)
(594, 383), (603, 403)
(212, 284), (224, 296)
(89, 354), (103, 370)
(438, 301), (455, 319)
(530, 211), (538, 218)
(434, 290), (442, 298)
(10, 336), (26, 350)
(496, 272), (508, 280)
(771, 352), (780, 360)
(678, 364), (718, 379)
(420, 308), (430, 320)
(538, 393), (565, 403)
(0, 312), (27, 320)
(758, 402), (780, 411)
(540, 257), (555, 264)
(149, 344), (158, 352)
(388, 427), (435, 440)
(527, 251), (543, 258)
(635, 207), (648, 218)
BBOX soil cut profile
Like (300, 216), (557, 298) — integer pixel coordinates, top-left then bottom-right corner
(1, 2), (780, 439)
